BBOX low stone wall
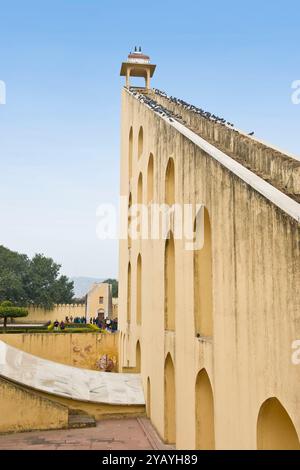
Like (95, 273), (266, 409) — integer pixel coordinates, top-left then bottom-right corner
(0, 377), (69, 434)
(24, 304), (86, 323)
(40, 392), (145, 421)
(1, 332), (119, 371)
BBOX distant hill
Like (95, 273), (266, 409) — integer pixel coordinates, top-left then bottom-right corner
(71, 277), (103, 298)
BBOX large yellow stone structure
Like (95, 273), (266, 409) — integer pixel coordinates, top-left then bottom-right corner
(118, 51), (300, 449)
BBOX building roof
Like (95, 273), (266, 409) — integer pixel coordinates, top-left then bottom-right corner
(128, 53), (150, 61)
(120, 62), (156, 77)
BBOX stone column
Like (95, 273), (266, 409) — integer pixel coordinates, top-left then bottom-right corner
(126, 68), (131, 88)
(146, 68), (151, 89)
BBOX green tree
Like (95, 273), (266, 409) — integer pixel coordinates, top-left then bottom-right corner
(0, 269), (27, 304)
(51, 275), (75, 304)
(0, 246), (29, 304)
(103, 279), (118, 298)
(0, 301), (28, 330)
(26, 254), (75, 309)
(0, 246), (75, 309)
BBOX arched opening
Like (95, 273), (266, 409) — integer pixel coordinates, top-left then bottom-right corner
(164, 233), (175, 331)
(97, 309), (105, 321)
(136, 254), (142, 325)
(126, 334), (129, 367)
(128, 127), (133, 179)
(147, 153), (154, 203)
(195, 369), (215, 450)
(147, 377), (151, 418)
(194, 207), (213, 337)
(136, 340), (141, 373)
(124, 65), (152, 89)
(138, 126), (143, 160)
(137, 172), (143, 204)
(137, 174), (143, 239)
(120, 332), (123, 368)
(128, 193), (132, 249)
(164, 353), (176, 444)
(257, 397), (300, 450)
(165, 158), (175, 205)
(127, 262), (131, 323)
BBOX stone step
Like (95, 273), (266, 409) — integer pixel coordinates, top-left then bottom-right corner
(68, 409), (96, 429)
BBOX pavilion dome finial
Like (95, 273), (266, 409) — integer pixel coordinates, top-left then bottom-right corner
(120, 48), (156, 89)
(127, 47), (150, 64)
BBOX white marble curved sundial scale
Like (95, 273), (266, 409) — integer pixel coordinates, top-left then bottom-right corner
(0, 340), (145, 405)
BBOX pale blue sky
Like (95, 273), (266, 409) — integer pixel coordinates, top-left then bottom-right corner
(0, 0), (299, 278)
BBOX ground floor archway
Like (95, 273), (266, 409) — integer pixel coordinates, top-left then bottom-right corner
(147, 377), (151, 418)
(135, 340), (141, 373)
(257, 397), (300, 450)
(164, 353), (176, 444)
(195, 369), (215, 450)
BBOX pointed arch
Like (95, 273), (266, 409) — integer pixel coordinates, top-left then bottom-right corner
(135, 340), (141, 373)
(195, 369), (215, 450)
(147, 377), (151, 418)
(194, 206), (213, 337)
(164, 232), (175, 331)
(147, 153), (154, 203)
(127, 262), (131, 323)
(165, 158), (175, 205)
(137, 172), (143, 204)
(164, 353), (176, 444)
(128, 127), (133, 178)
(128, 193), (132, 249)
(138, 126), (143, 160)
(136, 254), (142, 325)
(257, 397), (300, 450)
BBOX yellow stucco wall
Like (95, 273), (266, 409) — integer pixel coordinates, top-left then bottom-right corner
(112, 298), (118, 319)
(0, 377), (68, 434)
(0, 376), (145, 433)
(86, 283), (112, 320)
(2, 332), (119, 371)
(118, 88), (300, 450)
(24, 304), (86, 323)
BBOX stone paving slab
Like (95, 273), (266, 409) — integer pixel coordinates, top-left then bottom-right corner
(0, 418), (170, 450)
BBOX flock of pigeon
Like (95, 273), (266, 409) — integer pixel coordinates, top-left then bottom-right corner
(154, 88), (236, 129)
(129, 87), (254, 136)
(130, 88), (178, 123)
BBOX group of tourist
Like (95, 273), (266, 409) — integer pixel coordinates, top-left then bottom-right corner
(65, 316), (86, 324)
(53, 320), (66, 331)
(97, 318), (118, 332)
(52, 315), (118, 332)
(89, 317), (118, 332)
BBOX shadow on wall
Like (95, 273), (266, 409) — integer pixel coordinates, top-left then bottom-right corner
(164, 353), (175, 444)
(195, 368), (215, 450)
(257, 397), (300, 450)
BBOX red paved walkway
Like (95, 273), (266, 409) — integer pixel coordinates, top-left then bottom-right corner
(0, 418), (173, 450)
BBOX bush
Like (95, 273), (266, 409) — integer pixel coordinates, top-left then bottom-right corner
(87, 324), (100, 331)
(1, 301), (13, 308)
(0, 328), (49, 334)
(55, 328), (98, 334)
(0, 302), (28, 330)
